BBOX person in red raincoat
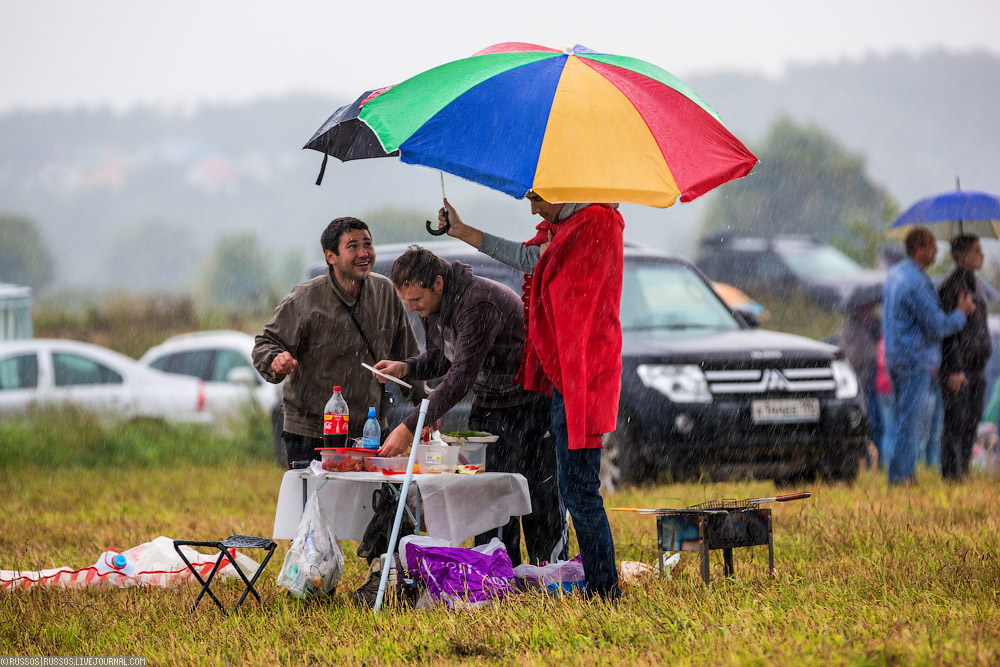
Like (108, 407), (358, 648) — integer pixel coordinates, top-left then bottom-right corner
(438, 193), (623, 600)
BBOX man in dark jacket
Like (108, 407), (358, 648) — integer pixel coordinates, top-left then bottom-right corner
(373, 246), (566, 567)
(939, 235), (991, 480)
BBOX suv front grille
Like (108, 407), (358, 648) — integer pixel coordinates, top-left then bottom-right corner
(704, 367), (835, 394)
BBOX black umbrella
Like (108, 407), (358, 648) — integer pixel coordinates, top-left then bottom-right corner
(304, 87), (398, 185)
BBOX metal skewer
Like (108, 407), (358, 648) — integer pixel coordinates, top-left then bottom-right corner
(609, 491), (811, 515)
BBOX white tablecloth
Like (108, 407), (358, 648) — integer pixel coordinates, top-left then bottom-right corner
(272, 469), (531, 544)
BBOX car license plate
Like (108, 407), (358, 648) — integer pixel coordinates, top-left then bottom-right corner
(751, 398), (820, 423)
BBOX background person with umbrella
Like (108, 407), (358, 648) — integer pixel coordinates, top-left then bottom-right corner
(882, 227), (975, 485)
(838, 291), (882, 468)
(938, 235), (992, 479)
(889, 182), (1000, 479)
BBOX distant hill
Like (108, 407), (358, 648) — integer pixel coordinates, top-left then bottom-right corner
(1, 51), (998, 291)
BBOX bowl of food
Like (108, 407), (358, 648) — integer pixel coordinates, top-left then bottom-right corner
(364, 456), (409, 474)
(316, 447), (369, 472)
(440, 431), (496, 471)
(416, 443), (459, 473)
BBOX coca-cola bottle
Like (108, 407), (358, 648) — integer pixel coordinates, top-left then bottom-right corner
(323, 386), (349, 448)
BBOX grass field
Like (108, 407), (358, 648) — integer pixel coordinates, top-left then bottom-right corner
(2, 416), (999, 665)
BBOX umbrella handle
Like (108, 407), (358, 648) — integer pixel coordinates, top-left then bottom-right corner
(425, 207), (450, 236)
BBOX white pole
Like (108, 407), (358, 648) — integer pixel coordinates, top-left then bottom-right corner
(373, 398), (429, 613)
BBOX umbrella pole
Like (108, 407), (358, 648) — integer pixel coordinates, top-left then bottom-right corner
(373, 398), (429, 614)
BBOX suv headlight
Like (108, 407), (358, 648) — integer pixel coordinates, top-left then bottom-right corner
(636, 364), (712, 404)
(831, 359), (859, 399)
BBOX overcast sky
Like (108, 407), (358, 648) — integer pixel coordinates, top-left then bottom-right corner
(2, 0), (999, 113)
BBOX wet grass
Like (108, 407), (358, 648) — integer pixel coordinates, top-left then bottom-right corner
(0, 405), (274, 469)
(753, 291), (846, 343)
(2, 452), (998, 665)
(32, 294), (272, 359)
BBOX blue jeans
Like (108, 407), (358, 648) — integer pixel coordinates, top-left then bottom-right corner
(920, 381), (942, 467)
(887, 368), (932, 484)
(551, 389), (620, 600)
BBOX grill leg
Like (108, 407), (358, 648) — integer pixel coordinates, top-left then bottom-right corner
(768, 511), (776, 577)
(698, 517), (710, 585)
(723, 548), (734, 577)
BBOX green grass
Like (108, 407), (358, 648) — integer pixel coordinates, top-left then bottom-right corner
(2, 449), (998, 665)
(0, 405), (274, 469)
(32, 294), (272, 360)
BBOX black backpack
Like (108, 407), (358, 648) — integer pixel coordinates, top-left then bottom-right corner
(356, 483), (416, 564)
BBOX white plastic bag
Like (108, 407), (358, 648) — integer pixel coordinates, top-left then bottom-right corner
(397, 534), (452, 572)
(513, 555), (586, 594)
(277, 489), (344, 598)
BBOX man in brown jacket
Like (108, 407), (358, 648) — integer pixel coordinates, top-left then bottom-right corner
(253, 217), (426, 467)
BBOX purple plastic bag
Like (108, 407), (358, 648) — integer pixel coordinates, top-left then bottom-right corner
(405, 540), (516, 608)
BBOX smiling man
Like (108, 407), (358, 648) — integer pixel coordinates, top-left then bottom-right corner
(882, 226), (975, 484)
(253, 217), (426, 467)
(374, 245), (567, 567)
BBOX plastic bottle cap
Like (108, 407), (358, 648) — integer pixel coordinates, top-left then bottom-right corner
(112, 553), (127, 569)
(332, 386), (342, 392)
(368, 407), (376, 417)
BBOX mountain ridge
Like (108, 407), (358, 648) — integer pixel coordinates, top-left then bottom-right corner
(2, 51), (997, 290)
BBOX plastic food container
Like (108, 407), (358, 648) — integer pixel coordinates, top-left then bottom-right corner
(316, 447), (369, 473)
(364, 456), (408, 474)
(416, 443), (459, 473)
(454, 442), (488, 470)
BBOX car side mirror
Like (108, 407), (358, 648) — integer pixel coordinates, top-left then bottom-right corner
(225, 367), (258, 387)
(733, 308), (761, 328)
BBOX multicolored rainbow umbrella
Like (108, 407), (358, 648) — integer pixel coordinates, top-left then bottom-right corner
(350, 42), (758, 208)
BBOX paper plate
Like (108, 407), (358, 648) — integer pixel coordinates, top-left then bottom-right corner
(440, 433), (499, 443)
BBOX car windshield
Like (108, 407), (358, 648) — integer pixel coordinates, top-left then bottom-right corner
(776, 244), (864, 280)
(620, 261), (740, 332)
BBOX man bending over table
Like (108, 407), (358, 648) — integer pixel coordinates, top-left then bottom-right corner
(373, 245), (567, 567)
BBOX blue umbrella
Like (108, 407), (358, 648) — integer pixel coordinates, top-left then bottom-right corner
(890, 184), (1000, 240)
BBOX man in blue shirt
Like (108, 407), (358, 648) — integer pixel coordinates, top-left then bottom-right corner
(882, 227), (976, 484)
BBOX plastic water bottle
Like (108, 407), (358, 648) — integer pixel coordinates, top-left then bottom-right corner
(96, 550), (135, 577)
(362, 407), (381, 450)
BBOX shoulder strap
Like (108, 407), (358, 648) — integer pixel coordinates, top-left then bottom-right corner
(341, 299), (378, 363)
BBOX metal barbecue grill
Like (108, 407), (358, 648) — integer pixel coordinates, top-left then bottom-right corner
(611, 491), (810, 584)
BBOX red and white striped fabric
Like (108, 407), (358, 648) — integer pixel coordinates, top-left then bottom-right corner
(1, 536), (261, 592)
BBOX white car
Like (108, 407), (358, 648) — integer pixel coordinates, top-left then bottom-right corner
(0, 339), (239, 423)
(138, 331), (280, 412)
(138, 331), (284, 458)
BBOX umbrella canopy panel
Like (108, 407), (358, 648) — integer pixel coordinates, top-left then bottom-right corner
(304, 87), (399, 161)
(890, 189), (1000, 240)
(357, 43), (757, 208)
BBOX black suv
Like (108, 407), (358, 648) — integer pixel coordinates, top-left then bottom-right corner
(695, 234), (884, 311)
(311, 240), (869, 488)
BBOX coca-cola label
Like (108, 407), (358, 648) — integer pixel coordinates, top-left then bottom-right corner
(324, 414), (348, 435)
